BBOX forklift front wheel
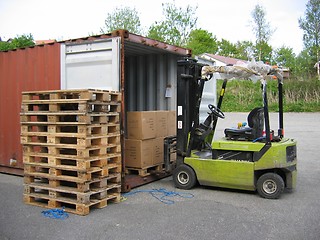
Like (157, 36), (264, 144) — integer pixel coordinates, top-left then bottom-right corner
(257, 173), (284, 199)
(173, 164), (197, 190)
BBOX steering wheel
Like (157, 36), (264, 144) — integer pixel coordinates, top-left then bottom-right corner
(208, 104), (225, 119)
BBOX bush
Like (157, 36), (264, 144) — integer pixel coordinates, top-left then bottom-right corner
(217, 78), (320, 112)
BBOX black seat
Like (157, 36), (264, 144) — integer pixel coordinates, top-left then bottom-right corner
(224, 107), (264, 141)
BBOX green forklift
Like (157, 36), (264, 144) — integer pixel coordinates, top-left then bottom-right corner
(167, 59), (297, 199)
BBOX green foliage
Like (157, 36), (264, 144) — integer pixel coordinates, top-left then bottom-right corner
(254, 41), (273, 63)
(0, 34), (34, 51)
(295, 49), (317, 78)
(274, 46), (296, 70)
(298, 0), (320, 60)
(235, 41), (255, 60)
(216, 78), (320, 112)
(147, 2), (197, 46)
(0, 41), (10, 51)
(281, 78), (320, 112)
(186, 29), (218, 56)
(100, 6), (142, 34)
(251, 4), (274, 43)
(217, 80), (263, 112)
(250, 4), (275, 61)
(217, 39), (239, 58)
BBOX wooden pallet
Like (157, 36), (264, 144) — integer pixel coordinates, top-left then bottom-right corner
(24, 165), (112, 183)
(24, 161), (121, 176)
(21, 123), (120, 136)
(24, 182), (121, 204)
(24, 160), (121, 175)
(23, 192), (120, 216)
(22, 89), (121, 103)
(21, 100), (121, 114)
(21, 89), (122, 215)
(125, 164), (164, 177)
(23, 145), (121, 158)
(24, 173), (121, 192)
(21, 134), (120, 148)
(23, 153), (121, 171)
(20, 112), (120, 125)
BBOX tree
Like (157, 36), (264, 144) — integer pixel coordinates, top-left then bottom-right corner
(217, 39), (239, 58)
(100, 7), (142, 34)
(274, 46), (296, 73)
(235, 41), (255, 60)
(298, 0), (320, 61)
(251, 4), (275, 61)
(254, 41), (273, 63)
(295, 49), (315, 78)
(147, 2), (197, 46)
(186, 29), (218, 56)
(0, 34), (35, 51)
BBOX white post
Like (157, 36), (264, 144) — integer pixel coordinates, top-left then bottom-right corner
(314, 61), (320, 80)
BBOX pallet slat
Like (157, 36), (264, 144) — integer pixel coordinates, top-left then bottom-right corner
(22, 89), (121, 102)
(21, 124), (120, 136)
(21, 113), (120, 124)
(21, 102), (121, 114)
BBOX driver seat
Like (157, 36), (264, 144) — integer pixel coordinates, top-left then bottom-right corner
(224, 107), (264, 141)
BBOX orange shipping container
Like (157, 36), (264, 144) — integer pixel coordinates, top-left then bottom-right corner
(0, 43), (61, 174)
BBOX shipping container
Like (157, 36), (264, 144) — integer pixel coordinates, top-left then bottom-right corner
(0, 43), (61, 174)
(0, 30), (193, 188)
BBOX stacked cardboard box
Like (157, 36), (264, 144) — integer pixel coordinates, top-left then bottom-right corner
(125, 111), (176, 174)
(21, 89), (122, 215)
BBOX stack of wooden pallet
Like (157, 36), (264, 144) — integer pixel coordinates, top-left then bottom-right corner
(20, 89), (122, 215)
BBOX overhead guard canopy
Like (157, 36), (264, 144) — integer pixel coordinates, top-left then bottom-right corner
(201, 61), (283, 82)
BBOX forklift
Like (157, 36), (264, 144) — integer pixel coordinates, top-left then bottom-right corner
(166, 58), (297, 199)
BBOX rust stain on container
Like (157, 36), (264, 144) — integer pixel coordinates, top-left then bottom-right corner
(0, 43), (61, 174)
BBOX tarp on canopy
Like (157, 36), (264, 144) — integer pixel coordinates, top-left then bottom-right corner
(201, 60), (282, 82)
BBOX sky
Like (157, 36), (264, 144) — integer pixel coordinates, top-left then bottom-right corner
(0, 0), (308, 54)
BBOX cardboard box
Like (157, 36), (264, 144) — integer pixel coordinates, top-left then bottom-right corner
(153, 137), (164, 165)
(125, 139), (153, 168)
(155, 111), (168, 137)
(127, 111), (156, 140)
(167, 111), (177, 136)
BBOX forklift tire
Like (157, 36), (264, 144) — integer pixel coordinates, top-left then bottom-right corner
(173, 164), (197, 190)
(257, 173), (284, 199)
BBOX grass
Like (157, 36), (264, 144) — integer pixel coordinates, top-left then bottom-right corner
(216, 78), (320, 112)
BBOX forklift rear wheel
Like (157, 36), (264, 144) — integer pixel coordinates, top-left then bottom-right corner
(257, 173), (284, 199)
(173, 164), (197, 190)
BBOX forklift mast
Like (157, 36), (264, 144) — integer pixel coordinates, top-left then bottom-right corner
(176, 59), (206, 165)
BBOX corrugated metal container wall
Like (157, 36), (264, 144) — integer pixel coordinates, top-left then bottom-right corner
(125, 54), (178, 112)
(0, 43), (61, 174)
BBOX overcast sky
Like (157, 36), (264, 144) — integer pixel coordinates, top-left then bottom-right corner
(0, 0), (308, 54)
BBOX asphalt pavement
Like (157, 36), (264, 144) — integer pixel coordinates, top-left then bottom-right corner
(1, 112), (320, 240)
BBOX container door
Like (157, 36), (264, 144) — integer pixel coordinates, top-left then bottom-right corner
(60, 37), (121, 90)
